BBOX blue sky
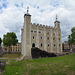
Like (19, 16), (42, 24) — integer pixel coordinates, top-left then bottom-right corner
(0, 0), (75, 42)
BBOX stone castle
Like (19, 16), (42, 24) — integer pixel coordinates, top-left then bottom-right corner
(21, 7), (62, 59)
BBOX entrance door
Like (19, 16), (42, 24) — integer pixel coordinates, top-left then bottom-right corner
(32, 43), (35, 47)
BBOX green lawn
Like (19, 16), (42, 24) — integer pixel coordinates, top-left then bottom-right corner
(2, 54), (21, 58)
(2, 53), (75, 75)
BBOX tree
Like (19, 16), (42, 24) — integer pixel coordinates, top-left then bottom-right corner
(68, 35), (72, 51)
(0, 37), (2, 46)
(71, 27), (75, 44)
(68, 27), (75, 51)
(3, 32), (18, 53)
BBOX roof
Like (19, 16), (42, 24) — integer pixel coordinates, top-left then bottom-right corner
(54, 21), (60, 23)
(24, 13), (31, 17)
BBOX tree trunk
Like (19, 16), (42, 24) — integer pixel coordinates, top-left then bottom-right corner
(8, 46), (11, 54)
(70, 44), (72, 52)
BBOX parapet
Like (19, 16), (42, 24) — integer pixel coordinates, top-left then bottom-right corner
(51, 26), (53, 29)
(36, 24), (39, 27)
(33, 23), (36, 26)
(31, 23), (54, 29)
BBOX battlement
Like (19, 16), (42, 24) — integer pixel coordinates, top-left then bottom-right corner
(31, 23), (54, 29)
(22, 9), (62, 59)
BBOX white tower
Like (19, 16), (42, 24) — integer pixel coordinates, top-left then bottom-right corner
(21, 7), (32, 59)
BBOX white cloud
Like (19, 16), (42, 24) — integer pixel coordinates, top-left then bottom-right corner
(0, 0), (75, 42)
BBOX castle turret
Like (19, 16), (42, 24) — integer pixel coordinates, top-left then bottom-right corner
(21, 8), (62, 59)
(54, 15), (60, 29)
(54, 15), (62, 53)
(21, 6), (32, 59)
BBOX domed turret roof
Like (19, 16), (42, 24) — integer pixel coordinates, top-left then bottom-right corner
(24, 6), (31, 17)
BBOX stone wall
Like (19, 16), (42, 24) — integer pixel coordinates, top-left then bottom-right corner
(21, 13), (62, 59)
(31, 22), (62, 53)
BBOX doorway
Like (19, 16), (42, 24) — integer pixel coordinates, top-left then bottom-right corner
(32, 43), (35, 47)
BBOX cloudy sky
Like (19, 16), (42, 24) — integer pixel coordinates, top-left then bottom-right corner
(0, 0), (75, 42)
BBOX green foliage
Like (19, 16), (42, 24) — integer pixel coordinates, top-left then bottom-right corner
(0, 37), (2, 46)
(68, 35), (72, 46)
(71, 27), (75, 44)
(68, 27), (75, 50)
(3, 32), (18, 47)
(3, 32), (18, 52)
(3, 53), (75, 75)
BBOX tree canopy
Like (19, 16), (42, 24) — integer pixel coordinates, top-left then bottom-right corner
(68, 27), (75, 51)
(3, 32), (18, 47)
(71, 27), (75, 43)
(0, 37), (2, 46)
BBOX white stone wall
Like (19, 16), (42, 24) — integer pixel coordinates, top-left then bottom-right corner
(21, 14), (62, 59)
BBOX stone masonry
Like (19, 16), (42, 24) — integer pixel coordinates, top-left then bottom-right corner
(21, 7), (62, 59)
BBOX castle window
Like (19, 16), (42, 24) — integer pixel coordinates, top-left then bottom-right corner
(41, 37), (42, 39)
(53, 38), (55, 40)
(39, 31), (41, 33)
(47, 33), (49, 35)
(33, 36), (34, 39)
(48, 44), (49, 47)
(54, 44), (55, 46)
(34, 31), (37, 33)
(59, 38), (60, 40)
(31, 30), (33, 32)
(59, 44), (60, 46)
(41, 43), (42, 47)
(47, 38), (49, 40)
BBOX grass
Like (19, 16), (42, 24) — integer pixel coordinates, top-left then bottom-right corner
(2, 53), (75, 75)
(2, 54), (21, 58)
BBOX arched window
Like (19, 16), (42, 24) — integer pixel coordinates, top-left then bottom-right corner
(53, 38), (55, 40)
(31, 30), (33, 32)
(41, 43), (42, 47)
(41, 37), (42, 39)
(33, 36), (34, 39)
(54, 44), (55, 46)
(48, 44), (49, 47)
(47, 38), (49, 40)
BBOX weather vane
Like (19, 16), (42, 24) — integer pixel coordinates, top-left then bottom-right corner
(27, 6), (29, 13)
(56, 14), (57, 21)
